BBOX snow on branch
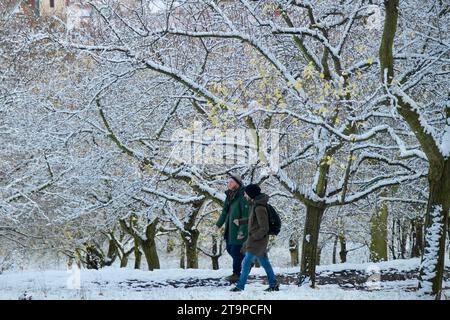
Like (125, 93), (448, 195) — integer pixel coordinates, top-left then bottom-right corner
(327, 170), (427, 206)
(270, 25), (340, 59)
(149, 163), (225, 204)
(141, 187), (204, 204)
(163, 29), (305, 98)
(335, 1), (362, 56)
(387, 128), (427, 160)
(389, 85), (441, 159)
(239, 107), (390, 143)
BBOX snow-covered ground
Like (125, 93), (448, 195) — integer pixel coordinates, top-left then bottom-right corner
(1, 258), (448, 300)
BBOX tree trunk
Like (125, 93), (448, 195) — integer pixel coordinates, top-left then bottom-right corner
(180, 238), (186, 269)
(166, 238), (175, 253)
(119, 217), (160, 271)
(212, 256), (219, 270)
(418, 163), (450, 299)
(390, 218), (397, 260)
(299, 205), (325, 287)
(399, 219), (408, 259)
(144, 220), (160, 270)
(141, 239), (159, 270)
(74, 249), (83, 268)
(119, 253), (129, 268)
(379, 0), (398, 83)
(182, 229), (199, 269)
(180, 201), (204, 269)
(289, 236), (299, 267)
(316, 245), (322, 266)
(370, 203), (388, 262)
(116, 243), (133, 268)
(338, 233), (347, 263)
(105, 237), (117, 266)
(332, 235), (338, 264)
(410, 217), (423, 258)
(133, 240), (142, 269)
(211, 234), (221, 270)
(84, 242), (110, 269)
(448, 225), (450, 260)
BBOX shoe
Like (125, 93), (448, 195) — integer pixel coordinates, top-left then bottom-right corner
(230, 287), (243, 292)
(225, 273), (240, 283)
(264, 284), (279, 292)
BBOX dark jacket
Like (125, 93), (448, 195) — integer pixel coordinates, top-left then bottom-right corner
(216, 186), (249, 245)
(242, 193), (270, 257)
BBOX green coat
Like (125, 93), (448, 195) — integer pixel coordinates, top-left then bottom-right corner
(216, 187), (249, 245)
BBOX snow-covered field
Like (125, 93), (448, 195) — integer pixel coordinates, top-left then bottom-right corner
(1, 258), (448, 300)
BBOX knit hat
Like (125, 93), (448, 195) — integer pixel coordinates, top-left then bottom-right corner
(244, 184), (261, 199)
(229, 174), (243, 187)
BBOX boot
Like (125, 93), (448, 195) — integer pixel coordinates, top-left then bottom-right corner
(225, 273), (240, 283)
(264, 283), (279, 292)
(230, 287), (243, 292)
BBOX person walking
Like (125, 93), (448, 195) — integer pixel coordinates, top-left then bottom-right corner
(216, 174), (249, 283)
(230, 184), (279, 292)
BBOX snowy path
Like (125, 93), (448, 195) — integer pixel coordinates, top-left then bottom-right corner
(0, 258), (449, 300)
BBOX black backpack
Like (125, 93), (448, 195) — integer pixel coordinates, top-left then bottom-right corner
(255, 203), (282, 236)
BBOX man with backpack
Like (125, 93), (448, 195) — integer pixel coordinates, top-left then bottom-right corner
(230, 183), (279, 292)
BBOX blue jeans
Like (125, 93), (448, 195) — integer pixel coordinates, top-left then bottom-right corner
(236, 252), (277, 290)
(226, 242), (244, 275)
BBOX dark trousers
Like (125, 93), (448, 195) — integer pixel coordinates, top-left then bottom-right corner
(226, 241), (244, 275)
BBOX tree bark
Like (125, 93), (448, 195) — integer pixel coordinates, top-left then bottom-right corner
(316, 245), (322, 266)
(390, 218), (397, 260)
(182, 229), (199, 269)
(399, 219), (408, 259)
(166, 238), (175, 253)
(141, 222), (160, 271)
(448, 224), (450, 260)
(133, 239), (142, 269)
(109, 231), (133, 268)
(178, 201), (203, 269)
(418, 163), (450, 298)
(119, 252), (129, 268)
(299, 205), (325, 287)
(338, 233), (347, 263)
(211, 234), (221, 270)
(410, 217), (423, 258)
(289, 236), (299, 267)
(119, 217), (160, 271)
(378, 0), (398, 83)
(370, 203), (388, 262)
(84, 243), (103, 269)
(140, 240), (159, 270)
(105, 237), (117, 266)
(212, 256), (219, 270)
(180, 237), (186, 269)
(332, 235), (338, 264)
